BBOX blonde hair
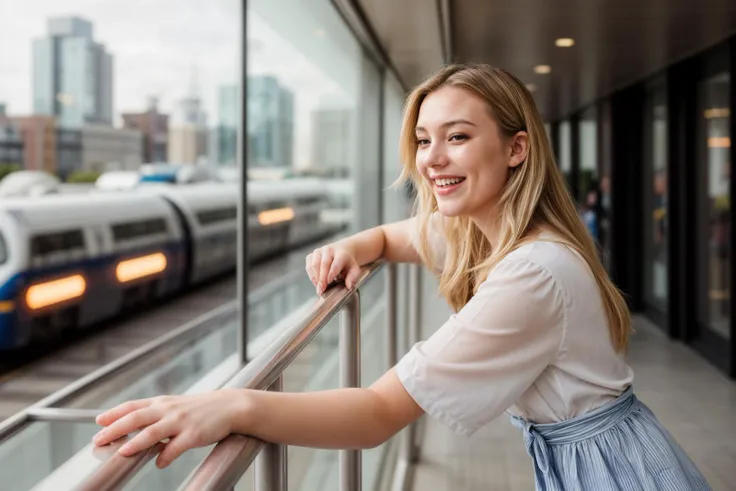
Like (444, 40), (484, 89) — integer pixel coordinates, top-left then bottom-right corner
(398, 64), (631, 352)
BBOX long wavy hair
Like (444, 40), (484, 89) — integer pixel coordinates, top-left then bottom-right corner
(398, 64), (631, 352)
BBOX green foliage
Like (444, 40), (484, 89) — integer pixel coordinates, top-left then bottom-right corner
(0, 163), (21, 181)
(66, 170), (102, 183)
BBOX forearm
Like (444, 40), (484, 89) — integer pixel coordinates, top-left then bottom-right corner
(332, 227), (386, 267)
(231, 387), (391, 450)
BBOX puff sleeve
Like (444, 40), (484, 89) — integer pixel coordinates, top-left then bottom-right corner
(394, 256), (565, 437)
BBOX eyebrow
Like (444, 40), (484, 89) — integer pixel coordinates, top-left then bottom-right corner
(415, 119), (476, 132)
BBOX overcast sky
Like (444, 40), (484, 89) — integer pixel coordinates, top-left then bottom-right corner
(0, 0), (241, 123)
(0, 0), (357, 123)
(0, 0), (362, 169)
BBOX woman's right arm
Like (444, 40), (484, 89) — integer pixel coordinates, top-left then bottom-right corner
(307, 218), (420, 294)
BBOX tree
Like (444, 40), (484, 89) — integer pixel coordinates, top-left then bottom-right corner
(0, 164), (21, 181)
(66, 170), (102, 183)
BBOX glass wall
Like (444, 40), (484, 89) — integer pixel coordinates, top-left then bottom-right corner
(598, 101), (613, 271)
(696, 72), (731, 340)
(578, 106), (600, 243)
(558, 119), (572, 189)
(643, 80), (669, 313)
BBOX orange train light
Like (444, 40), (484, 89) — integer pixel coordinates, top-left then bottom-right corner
(26, 274), (86, 310)
(116, 252), (167, 283)
(258, 207), (295, 226)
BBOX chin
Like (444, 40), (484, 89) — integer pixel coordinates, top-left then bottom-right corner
(435, 203), (466, 218)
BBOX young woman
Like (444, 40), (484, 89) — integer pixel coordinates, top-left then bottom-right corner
(93, 64), (710, 490)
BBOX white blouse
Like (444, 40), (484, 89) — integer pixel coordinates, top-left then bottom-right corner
(396, 215), (634, 437)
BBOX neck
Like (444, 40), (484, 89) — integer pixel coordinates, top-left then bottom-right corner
(470, 208), (500, 249)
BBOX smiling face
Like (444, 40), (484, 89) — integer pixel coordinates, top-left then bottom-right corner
(414, 85), (525, 225)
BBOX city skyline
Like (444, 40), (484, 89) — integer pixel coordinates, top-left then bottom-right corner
(0, 0), (239, 125)
(0, 0), (362, 172)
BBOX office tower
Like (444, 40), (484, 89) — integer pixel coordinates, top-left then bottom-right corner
(33, 16), (113, 128)
(247, 76), (293, 168)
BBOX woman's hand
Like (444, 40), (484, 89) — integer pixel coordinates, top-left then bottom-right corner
(92, 390), (243, 469)
(306, 244), (361, 294)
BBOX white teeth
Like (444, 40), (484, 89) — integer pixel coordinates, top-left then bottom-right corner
(435, 177), (464, 187)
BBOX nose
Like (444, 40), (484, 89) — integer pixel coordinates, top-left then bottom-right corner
(421, 141), (450, 170)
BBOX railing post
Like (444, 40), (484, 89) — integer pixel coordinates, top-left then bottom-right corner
(340, 293), (361, 491)
(386, 263), (398, 369)
(406, 264), (421, 463)
(255, 375), (287, 491)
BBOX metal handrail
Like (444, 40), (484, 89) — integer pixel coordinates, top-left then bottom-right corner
(180, 264), (382, 491)
(0, 260), (317, 442)
(0, 301), (238, 444)
(68, 262), (384, 491)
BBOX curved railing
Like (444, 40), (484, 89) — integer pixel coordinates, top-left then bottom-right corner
(4, 261), (423, 491)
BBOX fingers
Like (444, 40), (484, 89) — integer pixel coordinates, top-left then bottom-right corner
(306, 249), (322, 290)
(344, 264), (361, 290)
(306, 246), (362, 294)
(156, 434), (192, 469)
(317, 249), (333, 293)
(96, 399), (151, 427)
(93, 407), (159, 447)
(118, 420), (175, 457)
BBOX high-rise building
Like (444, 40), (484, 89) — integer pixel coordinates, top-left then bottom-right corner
(247, 76), (293, 168)
(32, 16), (113, 128)
(122, 96), (169, 163)
(0, 106), (24, 168)
(168, 95), (208, 164)
(216, 85), (239, 166)
(310, 109), (351, 177)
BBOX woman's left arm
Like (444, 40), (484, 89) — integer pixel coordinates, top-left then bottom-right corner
(93, 368), (423, 469)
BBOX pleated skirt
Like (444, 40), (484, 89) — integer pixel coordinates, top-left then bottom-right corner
(510, 387), (711, 491)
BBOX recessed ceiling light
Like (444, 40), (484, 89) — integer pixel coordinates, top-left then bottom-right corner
(526, 84), (537, 92)
(534, 65), (552, 74)
(555, 38), (575, 47)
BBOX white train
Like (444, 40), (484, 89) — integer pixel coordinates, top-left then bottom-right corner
(0, 180), (343, 350)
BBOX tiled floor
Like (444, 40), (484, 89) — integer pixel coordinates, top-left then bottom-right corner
(411, 272), (736, 491)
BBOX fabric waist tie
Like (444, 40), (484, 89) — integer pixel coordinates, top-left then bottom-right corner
(510, 386), (637, 488)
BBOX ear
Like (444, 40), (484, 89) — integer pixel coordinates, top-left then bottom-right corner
(508, 131), (529, 168)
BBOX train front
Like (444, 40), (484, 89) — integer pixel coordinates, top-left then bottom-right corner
(0, 211), (24, 349)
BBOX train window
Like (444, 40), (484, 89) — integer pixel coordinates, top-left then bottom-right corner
(112, 218), (168, 242)
(31, 230), (85, 256)
(0, 233), (6, 264)
(197, 207), (237, 225)
(296, 197), (321, 206)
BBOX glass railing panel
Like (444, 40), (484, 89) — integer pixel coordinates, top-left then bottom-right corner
(54, 320), (240, 410)
(0, 421), (99, 491)
(41, 271), (316, 411)
(119, 445), (215, 491)
(278, 312), (341, 491)
(358, 268), (389, 491)
(247, 272), (316, 340)
(234, 466), (256, 491)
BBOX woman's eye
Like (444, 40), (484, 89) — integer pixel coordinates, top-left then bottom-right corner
(416, 138), (430, 146)
(449, 134), (468, 142)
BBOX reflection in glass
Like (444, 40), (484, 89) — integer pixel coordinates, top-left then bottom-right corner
(558, 120), (572, 189)
(696, 72), (731, 339)
(643, 83), (668, 312)
(0, 421), (99, 491)
(578, 106), (600, 244)
(598, 101), (613, 271)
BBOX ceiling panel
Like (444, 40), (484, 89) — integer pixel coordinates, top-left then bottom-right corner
(452, 0), (736, 120)
(356, 0), (736, 120)
(355, 0), (445, 89)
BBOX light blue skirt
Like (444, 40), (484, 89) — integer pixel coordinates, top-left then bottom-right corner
(510, 387), (711, 491)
